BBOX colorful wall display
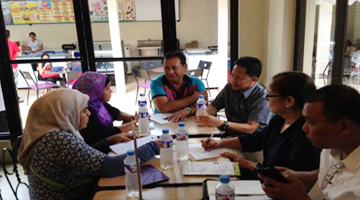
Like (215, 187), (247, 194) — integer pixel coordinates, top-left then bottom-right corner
(122, 0), (135, 21)
(89, 0), (109, 22)
(51, 0), (75, 23)
(2, 2), (12, 25)
(39, 1), (54, 23)
(9, 1), (41, 24)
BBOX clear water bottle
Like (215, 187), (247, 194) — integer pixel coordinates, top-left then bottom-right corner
(124, 150), (140, 198)
(215, 175), (235, 200)
(176, 122), (189, 161)
(138, 103), (149, 136)
(196, 94), (207, 117)
(138, 93), (147, 107)
(160, 129), (174, 169)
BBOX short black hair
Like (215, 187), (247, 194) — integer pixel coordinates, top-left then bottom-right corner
(162, 51), (186, 65)
(234, 56), (262, 78)
(41, 53), (50, 59)
(29, 32), (36, 36)
(5, 30), (10, 38)
(271, 72), (316, 110)
(307, 84), (360, 125)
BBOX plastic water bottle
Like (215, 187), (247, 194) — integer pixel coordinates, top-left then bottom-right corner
(196, 94), (207, 117)
(160, 129), (174, 169)
(215, 175), (235, 200)
(124, 150), (140, 198)
(176, 122), (189, 161)
(138, 93), (147, 107)
(138, 103), (149, 136)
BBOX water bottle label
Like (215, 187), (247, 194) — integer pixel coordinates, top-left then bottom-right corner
(161, 140), (173, 148)
(197, 103), (206, 109)
(138, 101), (147, 106)
(176, 132), (188, 141)
(215, 191), (235, 200)
(139, 112), (148, 118)
(124, 164), (137, 174)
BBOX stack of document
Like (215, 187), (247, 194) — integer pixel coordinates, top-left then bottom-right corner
(110, 136), (156, 155)
(150, 113), (172, 124)
(189, 143), (243, 160)
(206, 180), (270, 200)
(183, 161), (240, 176)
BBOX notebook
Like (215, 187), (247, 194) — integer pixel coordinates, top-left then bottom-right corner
(141, 164), (169, 186)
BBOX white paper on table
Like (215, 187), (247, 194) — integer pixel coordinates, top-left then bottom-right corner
(150, 113), (172, 124)
(110, 136), (156, 155)
(207, 180), (270, 200)
(183, 161), (235, 175)
(189, 143), (244, 160)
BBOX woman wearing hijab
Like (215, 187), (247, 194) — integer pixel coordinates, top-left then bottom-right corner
(73, 72), (138, 145)
(18, 89), (160, 200)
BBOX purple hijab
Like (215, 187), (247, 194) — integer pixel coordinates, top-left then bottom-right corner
(73, 72), (113, 126)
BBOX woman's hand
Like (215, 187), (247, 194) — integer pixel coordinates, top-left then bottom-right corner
(107, 133), (132, 144)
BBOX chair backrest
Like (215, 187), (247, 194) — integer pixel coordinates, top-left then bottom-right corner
(197, 60), (212, 79)
(343, 55), (352, 74)
(185, 68), (203, 77)
(18, 70), (35, 87)
(2, 135), (29, 200)
(132, 68), (151, 82)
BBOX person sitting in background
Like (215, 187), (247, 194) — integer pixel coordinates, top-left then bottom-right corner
(73, 72), (138, 145)
(197, 56), (271, 162)
(18, 89), (160, 200)
(26, 32), (43, 54)
(6, 29), (22, 93)
(67, 50), (82, 72)
(150, 51), (207, 122)
(258, 85), (360, 200)
(37, 53), (63, 84)
(202, 72), (320, 173)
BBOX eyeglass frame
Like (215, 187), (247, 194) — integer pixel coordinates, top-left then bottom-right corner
(320, 162), (344, 190)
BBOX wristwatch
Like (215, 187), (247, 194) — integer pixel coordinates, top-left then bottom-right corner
(219, 121), (229, 132)
(184, 107), (192, 115)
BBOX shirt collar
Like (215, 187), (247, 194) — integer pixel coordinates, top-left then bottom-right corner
(330, 145), (360, 173)
(242, 82), (258, 99)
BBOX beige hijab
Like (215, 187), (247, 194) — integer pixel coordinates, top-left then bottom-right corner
(18, 89), (89, 173)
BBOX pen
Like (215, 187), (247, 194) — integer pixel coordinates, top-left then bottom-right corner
(209, 133), (214, 140)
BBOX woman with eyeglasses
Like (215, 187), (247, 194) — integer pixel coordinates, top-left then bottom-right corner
(201, 72), (321, 172)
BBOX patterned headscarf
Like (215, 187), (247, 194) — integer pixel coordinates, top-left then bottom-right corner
(73, 72), (113, 126)
(18, 89), (89, 172)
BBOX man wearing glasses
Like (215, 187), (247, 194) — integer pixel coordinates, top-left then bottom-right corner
(151, 51), (207, 122)
(259, 85), (360, 200)
(198, 56), (272, 162)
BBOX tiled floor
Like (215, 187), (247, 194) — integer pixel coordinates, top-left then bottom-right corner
(1, 74), (220, 199)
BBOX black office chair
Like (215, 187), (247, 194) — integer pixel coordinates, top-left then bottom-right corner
(2, 135), (29, 200)
(197, 60), (212, 96)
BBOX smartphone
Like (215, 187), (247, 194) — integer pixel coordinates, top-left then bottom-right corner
(254, 164), (289, 183)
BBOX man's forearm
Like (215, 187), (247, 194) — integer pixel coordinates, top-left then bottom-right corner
(156, 95), (197, 113)
(227, 121), (259, 134)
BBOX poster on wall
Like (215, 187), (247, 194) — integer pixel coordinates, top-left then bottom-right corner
(39, 1), (54, 23)
(9, 1), (41, 24)
(2, 2), (12, 25)
(122, 0), (135, 20)
(89, 0), (108, 22)
(51, 0), (75, 23)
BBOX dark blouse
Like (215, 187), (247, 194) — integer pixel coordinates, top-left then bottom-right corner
(80, 103), (121, 145)
(241, 115), (320, 171)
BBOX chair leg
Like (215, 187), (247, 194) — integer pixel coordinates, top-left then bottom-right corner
(27, 89), (30, 106)
(206, 80), (211, 97)
(135, 87), (139, 105)
(36, 89), (39, 99)
(148, 90), (153, 111)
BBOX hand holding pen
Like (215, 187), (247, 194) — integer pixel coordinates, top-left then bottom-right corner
(201, 133), (221, 151)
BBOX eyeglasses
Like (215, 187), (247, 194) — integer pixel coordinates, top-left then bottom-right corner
(265, 94), (284, 100)
(320, 162), (344, 190)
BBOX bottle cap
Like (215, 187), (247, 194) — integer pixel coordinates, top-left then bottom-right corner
(199, 95), (204, 99)
(178, 122), (185, 127)
(219, 175), (230, 183)
(140, 94), (145, 97)
(127, 150), (135, 156)
(162, 129), (170, 134)
(140, 103), (146, 107)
